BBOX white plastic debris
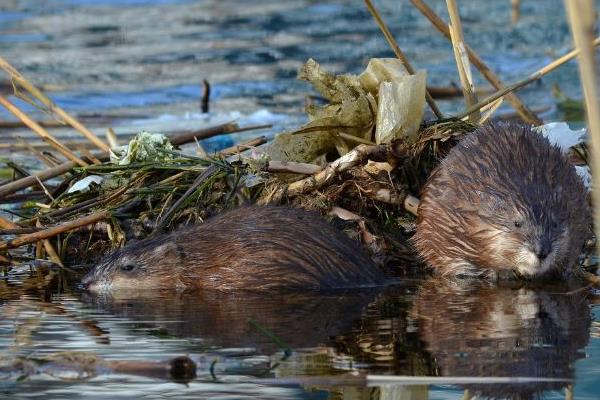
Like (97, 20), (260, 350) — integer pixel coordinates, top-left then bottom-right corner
(67, 175), (105, 194)
(374, 70), (426, 144)
(534, 122), (590, 188)
(533, 122), (586, 153)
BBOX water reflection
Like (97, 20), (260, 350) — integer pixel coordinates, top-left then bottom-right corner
(413, 278), (591, 399)
(82, 289), (380, 355)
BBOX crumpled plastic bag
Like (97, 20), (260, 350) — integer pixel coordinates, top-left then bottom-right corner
(266, 57), (427, 165)
(360, 58), (426, 144)
(111, 131), (174, 165)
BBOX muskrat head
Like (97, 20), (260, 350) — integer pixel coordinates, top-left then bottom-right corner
(81, 239), (185, 292)
(473, 189), (572, 278)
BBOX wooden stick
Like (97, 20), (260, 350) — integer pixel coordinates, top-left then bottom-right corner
(446, 0), (479, 121)
(0, 210), (111, 250)
(364, 0), (444, 119)
(287, 144), (386, 197)
(219, 136), (267, 156)
(564, 0), (600, 254)
(456, 37), (600, 120)
(0, 160), (81, 199)
(0, 215), (19, 229)
(0, 56), (110, 152)
(410, 0), (542, 125)
(266, 161), (323, 175)
(0, 95), (88, 166)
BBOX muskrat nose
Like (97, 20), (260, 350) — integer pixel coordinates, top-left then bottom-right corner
(536, 241), (552, 261)
(80, 271), (94, 288)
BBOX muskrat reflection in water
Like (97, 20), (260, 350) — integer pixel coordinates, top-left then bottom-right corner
(413, 277), (591, 399)
(82, 289), (380, 354)
(414, 122), (591, 279)
(82, 206), (385, 292)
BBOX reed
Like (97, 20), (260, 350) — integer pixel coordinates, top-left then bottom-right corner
(564, 0), (600, 253)
(445, 0), (479, 122)
(409, 0), (542, 125)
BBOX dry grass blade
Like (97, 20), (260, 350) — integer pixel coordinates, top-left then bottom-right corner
(446, 0), (479, 122)
(410, 0), (542, 125)
(363, 0), (443, 119)
(0, 95), (88, 167)
(0, 56), (110, 152)
(564, 0), (600, 253)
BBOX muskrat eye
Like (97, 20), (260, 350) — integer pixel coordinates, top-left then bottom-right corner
(120, 263), (137, 272)
(514, 220), (523, 228)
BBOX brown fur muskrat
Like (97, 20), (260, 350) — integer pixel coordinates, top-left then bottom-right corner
(413, 121), (591, 279)
(82, 205), (385, 292)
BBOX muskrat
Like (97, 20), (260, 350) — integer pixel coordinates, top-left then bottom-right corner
(413, 122), (591, 279)
(82, 205), (385, 292)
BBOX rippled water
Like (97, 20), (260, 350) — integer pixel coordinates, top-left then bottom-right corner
(1, 0), (599, 399)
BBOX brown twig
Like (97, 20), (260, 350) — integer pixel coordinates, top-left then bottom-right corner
(364, 0), (443, 119)
(266, 161), (323, 175)
(287, 144), (387, 197)
(219, 136), (267, 156)
(0, 210), (111, 250)
(410, 0), (542, 125)
(201, 79), (210, 113)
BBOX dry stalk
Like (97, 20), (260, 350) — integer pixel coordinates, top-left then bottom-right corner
(0, 95), (88, 166)
(456, 37), (600, 120)
(410, 0), (542, 125)
(36, 219), (63, 267)
(363, 0), (443, 119)
(446, 0), (479, 121)
(564, 0), (600, 253)
(219, 136), (267, 156)
(287, 144), (386, 197)
(15, 136), (58, 167)
(0, 210), (111, 250)
(0, 56), (110, 152)
(266, 161), (323, 175)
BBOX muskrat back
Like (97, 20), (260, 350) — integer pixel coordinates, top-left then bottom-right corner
(82, 206), (385, 291)
(413, 122), (591, 279)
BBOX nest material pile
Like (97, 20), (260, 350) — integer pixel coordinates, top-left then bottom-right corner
(0, 59), (478, 273)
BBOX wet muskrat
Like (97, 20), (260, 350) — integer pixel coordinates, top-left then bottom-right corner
(82, 206), (385, 292)
(413, 122), (591, 279)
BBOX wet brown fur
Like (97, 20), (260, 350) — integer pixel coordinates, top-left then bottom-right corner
(413, 121), (591, 278)
(82, 206), (385, 291)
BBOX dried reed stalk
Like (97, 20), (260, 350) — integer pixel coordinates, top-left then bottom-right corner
(363, 0), (444, 119)
(410, 0), (542, 125)
(457, 37), (600, 120)
(0, 210), (111, 250)
(564, 0), (600, 252)
(446, 0), (479, 121)
(0, 56), (110, 152)
(0, 95), (88, 166)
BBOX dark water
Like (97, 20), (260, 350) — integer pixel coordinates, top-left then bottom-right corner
(1, 0), (599, 399)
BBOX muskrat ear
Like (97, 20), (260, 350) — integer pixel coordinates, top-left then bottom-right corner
(154, 242), (184, 261)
